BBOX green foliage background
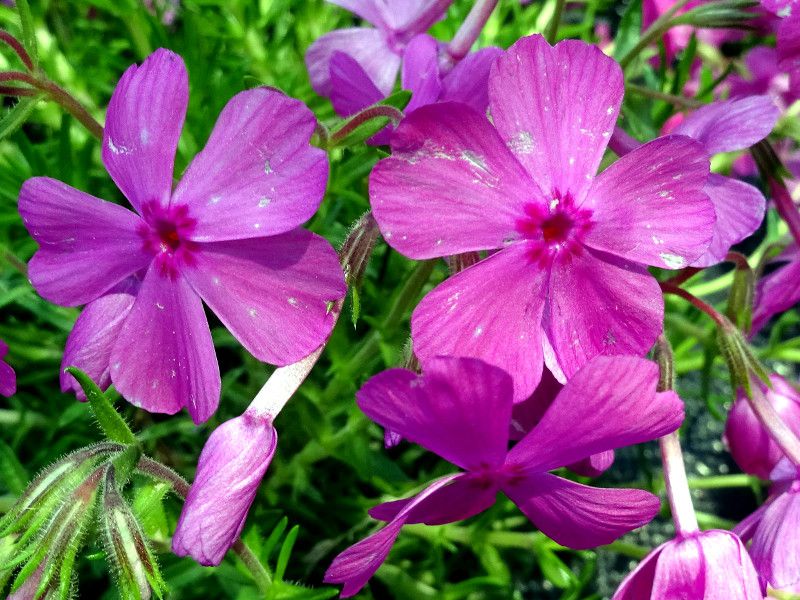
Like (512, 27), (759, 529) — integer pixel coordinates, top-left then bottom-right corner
(0, 0), (797, 598)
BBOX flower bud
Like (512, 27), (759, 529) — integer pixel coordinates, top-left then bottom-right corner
(726, 260), (755, 334)
(716, 318), (770, 399)
(613, 530), (763, 599)
(172, 412), (277, 566)
(726, 374), (800, 479)
(102, 467), (167, 600)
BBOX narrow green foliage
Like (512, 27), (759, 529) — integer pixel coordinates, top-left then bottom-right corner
(13, 0), (37, 64)
(0, 97), (41, 141)
(64, 367), (137, 445)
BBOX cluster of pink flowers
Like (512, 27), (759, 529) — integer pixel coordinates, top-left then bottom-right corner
(14, 0), (800, 598)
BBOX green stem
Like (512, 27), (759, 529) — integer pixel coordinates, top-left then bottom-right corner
(619, 0), (693, 69)
(626, 82), (703, 108)
(545, 0), (567, 44)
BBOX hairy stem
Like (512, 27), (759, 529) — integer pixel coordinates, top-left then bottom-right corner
(660, 281), (727, 326)
(545, 0), (566, 44)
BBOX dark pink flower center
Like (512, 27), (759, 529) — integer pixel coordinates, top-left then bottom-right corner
(138, 201), (199, 278)
(516, 191), (593, 267)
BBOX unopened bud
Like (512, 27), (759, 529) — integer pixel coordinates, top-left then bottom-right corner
(102, 467), (166, 600)
(716, 318), (770, 399)
(726, 259), (755, 334)
(672, 0), (761, 29)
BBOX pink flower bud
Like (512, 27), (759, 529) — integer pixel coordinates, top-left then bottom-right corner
(614, 530), (764, 599)
(172, 412), (277, 566)
(725, 374), (800, 479)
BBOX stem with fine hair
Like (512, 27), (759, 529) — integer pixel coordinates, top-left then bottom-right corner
(446, 0), (499, 63)
(654, 336), (700, 536)
(660, 281), (727, 326)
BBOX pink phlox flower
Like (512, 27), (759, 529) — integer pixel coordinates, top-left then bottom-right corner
(305, 0), (453, 101)
(324, 355), (685, 597)
(172, 413), (278, 565)
(19, 49), (346, 423)
(735, 457), (800, 594)
(370, 34), (716, 401)
(613, 529), (765, 599)
(752, 243), (800, 334)
(0, 339), (16, 397)
(725, 374), (800, 479)
(511, 368), (614, 477)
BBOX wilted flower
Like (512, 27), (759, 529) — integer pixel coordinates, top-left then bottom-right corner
(613, 529), (764, 599)
(736, 458), (800, 594)
(0, 339), (15, 397)
(172, 412), (278, 565)
(324, 355), (684, 597)
(726, 374), (800, 479)
(305, 0), (452, 102)
(370, 34), (714, 400)
(664, 96), (779, 266)
(19, 49), (346, 423)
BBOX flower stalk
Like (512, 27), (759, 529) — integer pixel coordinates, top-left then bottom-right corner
(655, 336), (700, 536)
(446, 0), (499, 63)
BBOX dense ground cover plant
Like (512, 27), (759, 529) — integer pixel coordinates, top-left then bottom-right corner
(0, 0), (799, 598)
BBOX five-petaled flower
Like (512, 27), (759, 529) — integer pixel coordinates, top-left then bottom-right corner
(19, 49), (346, 423)
(370, 34), (716, 401)
(324, 355), (684, 597)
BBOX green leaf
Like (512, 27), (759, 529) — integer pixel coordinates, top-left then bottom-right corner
(14, 0), (37, 63)
(64, 367), (137, 445)
(533, 545), (576, 589)
(273, 526), (299, 583)
(613, 0), (643, 61)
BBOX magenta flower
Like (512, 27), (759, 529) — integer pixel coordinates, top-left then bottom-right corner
(726, 374), (800, 479)
(752, 243), (800, 334)
(370, 34), (715, 400)
(729, 46), (800, 109)
(305, 0), (452, 102)
(613, 529), (764, 599)
(19, 49), (346, 423)
(667, 96), (779, 266)
(510, 369), (614, 477)
(736, 459), (800, 594)
(0, 340), (16, 397)
(172, 412), (277, 565)
(777, 12), (800, 99)
(328, 34), (501, 121)
(324, 355), (684, 597)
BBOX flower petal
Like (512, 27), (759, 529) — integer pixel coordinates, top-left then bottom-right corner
(324, 473), (460, 598)
(543, 249), (664, 380)
(377, 0), (450, 32)
(172, 88), (328, 241)
(489, 34), (622, 203)
(0, 358), (15, 398)
(612, 543), (666, 600)
(172, 414), (277, 566)
(60, 277), (140, 400)
(506, 356), (683, 472)
(751, 256), (800, 334)
(328, 0), (386, 27)
(368, 473), (498, 524)
(568, 451), (615, 478)
(330, 51), (385, 117)
(584, 135), (714, 269)
(653, 531), (764, 599)
(673, 96), (780, 155)
(356, 356), (513, 470)
(305, 28), (400, 97)
(110, 263), (220, 424)
(401, 34), (443, 113)
(411, 244), (548, 403)
(503, 473), (660, 549)
(185, 231), (345, 366)
(691, 174), (765, 267)
(749, 489), (800, 591)
(370, 102), (537, 259)
(441, 46), (503, 114)
(18, 177), (151, 307)
(103, 48), (187, 212)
